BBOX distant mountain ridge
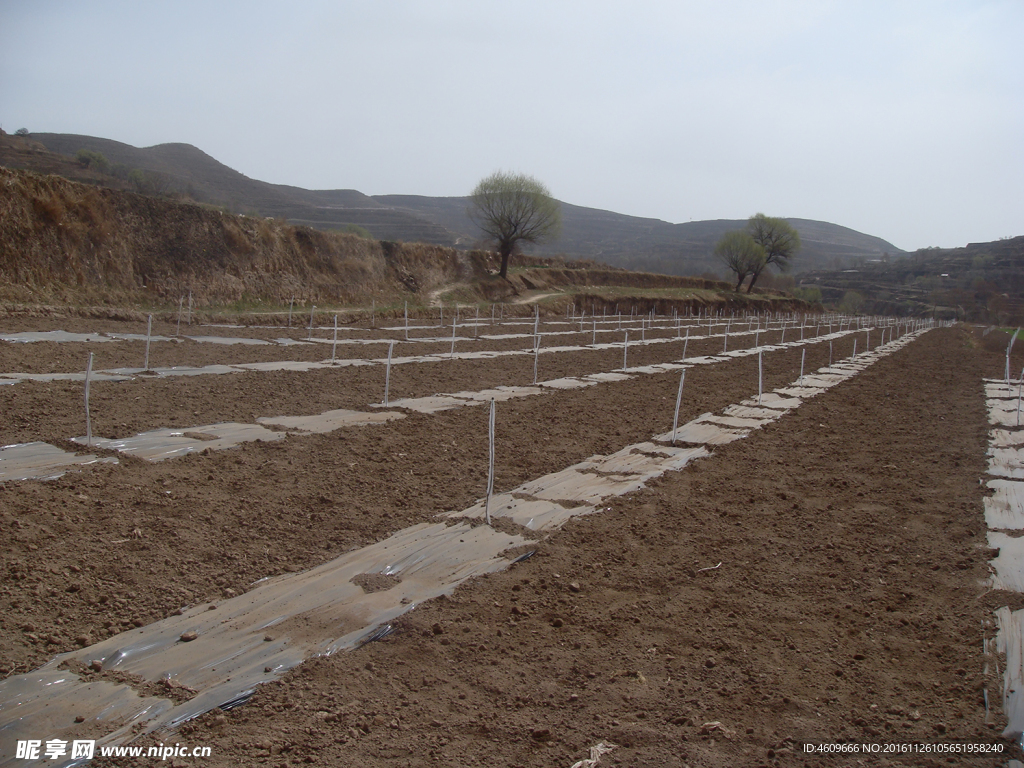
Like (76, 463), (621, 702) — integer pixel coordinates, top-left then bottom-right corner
(12, 132), (905, 276)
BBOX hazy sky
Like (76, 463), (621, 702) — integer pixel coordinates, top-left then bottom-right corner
(2, 0), (1020, 251)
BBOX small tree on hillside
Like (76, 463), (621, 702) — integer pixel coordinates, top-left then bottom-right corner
(838, 290), (865, 314)
(714, 231), (765, 292)
(468, 171), (561, 278)
(746, 213), (800, 293)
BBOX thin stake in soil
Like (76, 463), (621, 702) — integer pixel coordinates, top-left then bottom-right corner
(144, 314), (152, 371)
(799, 348), (806, 384)
(84, 352), (94, 447)
(308, 306), (316, 341)
(331, 314), (339, 363)
(671, 369), (686, 445)
(533, 335), (540, 384)
(450, 318), (457, 358)
(485, 399), (495, 526)
(622, 331), (629, 371)
(1006, 328), (1020, 384)
(1017, 365), (1024, 427)
(176, 297), (183, 337)
(383, 341), (395, 406)
(404, 302), (409, 341)
(758, 348), (763, 405)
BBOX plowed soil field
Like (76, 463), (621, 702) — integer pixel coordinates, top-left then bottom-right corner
(1, 317), (1021, 767)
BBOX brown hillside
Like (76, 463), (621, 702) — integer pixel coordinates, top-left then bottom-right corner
(13, 132), (905, 275)
(0, 166), (476, 308)
(0, 167), (814, 317)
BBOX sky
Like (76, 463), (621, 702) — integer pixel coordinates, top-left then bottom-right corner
(1, 0), (1021, 251)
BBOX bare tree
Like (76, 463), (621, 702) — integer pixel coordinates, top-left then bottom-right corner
(746, 213), (800, 293)
(714, 231), (765, 292)
(468, 171), (561, 278)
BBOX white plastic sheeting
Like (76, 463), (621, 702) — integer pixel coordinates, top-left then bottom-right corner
(990, 430), (1024, 448)
(257, 409), (405, 434)
(71, 423), (285, 461)
(983, 377), (1024, 738)
(0, 331), (116, 343)
(652, 420), (749, 446)
(989, 448), (1024, 479)
(987, 532), (1024, 593)
(989, 401), (1024, 428)
(996, 606), (1024, 739)
(454, 494), (595, 532)
(984, 480), (1024, 530)
(0, 442), (117, 482)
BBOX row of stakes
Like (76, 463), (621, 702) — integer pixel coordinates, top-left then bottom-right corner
(77, 309), (945, 450)
(80, 317), (895, 457)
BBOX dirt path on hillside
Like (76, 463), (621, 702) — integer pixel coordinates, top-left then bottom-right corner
(2, 324), (1022, 767)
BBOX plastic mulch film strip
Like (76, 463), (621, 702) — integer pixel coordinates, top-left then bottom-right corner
(996, 606), (1024, 739)
(984, 373), (1024, 739)
(984, 480), (1024, 530)
(70, 423), (286, 462)
(0, 442), (117, 482)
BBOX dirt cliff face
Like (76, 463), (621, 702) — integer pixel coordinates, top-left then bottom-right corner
(0, 167), (482, 307)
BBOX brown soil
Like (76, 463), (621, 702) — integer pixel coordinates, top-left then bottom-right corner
(2, 321), (1022, 767)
